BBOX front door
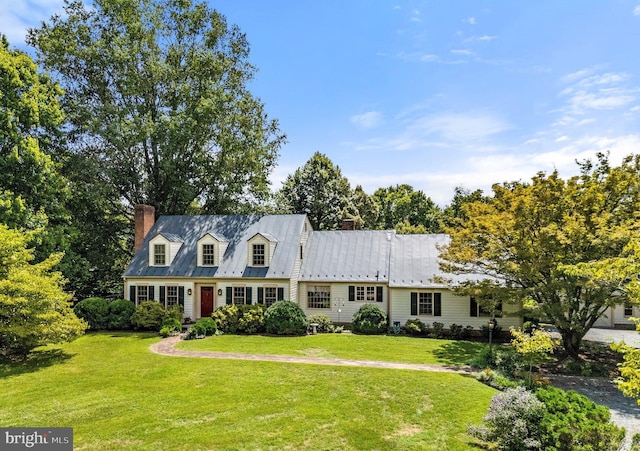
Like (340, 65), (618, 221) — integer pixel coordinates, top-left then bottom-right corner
(201, 287), (214, 318)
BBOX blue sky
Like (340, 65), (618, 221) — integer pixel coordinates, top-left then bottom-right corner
(4, 1), (640, 205)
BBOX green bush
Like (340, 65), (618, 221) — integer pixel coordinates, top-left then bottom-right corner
(184, 322), (207, 340)
(237, 304), (265, 334)
(159, 327), (172, 338)
(130, 301), (166, 331)
(161, 317), (182, 333)
(264, 301), (308, 336)
(308, 313), (333, 333)
(535, 386), (625, 450)
(431, 321), (445, 338)
(449, 323), (473, 340)
(352, 304), (387, 335)
(404, 318), (427, 336)
(212, 304), (241, 334)
(74, 297), (110, 330)
(106, 299), (135, 330)
(165, 304), (184, 322)
(194, 317), (217, 336)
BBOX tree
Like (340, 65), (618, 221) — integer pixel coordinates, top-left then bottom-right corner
(28, 0), (285, 216)
(440, 154), (640, 359)
(349, 185), (379, 229)
(441, 186), (489, 230)
(511, 328), (556, 386)
(0, 225), (87, 358)
(276, 152), (354, 230)
(612, 317), (640, 405)
(372, 184), (442, 233)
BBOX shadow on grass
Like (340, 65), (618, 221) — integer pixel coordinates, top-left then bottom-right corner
(433, 340), (487, 366)
(105, 331), (159, 339)
(0, 348), (74, 379)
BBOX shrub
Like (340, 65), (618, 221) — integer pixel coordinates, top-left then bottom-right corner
(106, 299), (135, 330)
(130, 301), (166, 331)
(352, 304), (387, 335)
(165, 304), (184, 322)
(468, 386), (545, 450)
(194, 317), (217, 336)
(212, 304), (241, 334)
(184, 322), (207, 340)
(431, 321), (445, 338)
(159, 327), (172, 338)
(535, 386), (625, 451)
(308, 313), (333, 333)
(404, 318), (427, 336)
(161, 317), (182, 333)
(264, 301), (308, 336)
(449, 323), (474, 340)
(237, 304), (265, 334)
(74, 297), (109, 330)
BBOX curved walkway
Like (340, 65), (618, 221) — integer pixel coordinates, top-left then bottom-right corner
(150, 335), (474, 374)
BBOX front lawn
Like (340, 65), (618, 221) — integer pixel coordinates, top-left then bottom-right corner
(0, 333), (495, 450)
(177, 333), (485, 366)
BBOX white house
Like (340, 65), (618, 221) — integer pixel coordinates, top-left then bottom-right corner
(123, 205), (524, 330)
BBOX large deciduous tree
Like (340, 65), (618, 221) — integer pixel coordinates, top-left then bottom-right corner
(439, 153), (640, 359)
(372, 184), (442, 233)
(28, 0), (285, 216)
(0, 225), (87, 359)
(276, 152), (354, 230)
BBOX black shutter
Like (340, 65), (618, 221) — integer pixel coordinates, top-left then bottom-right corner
(226, 287), (232, 305)
(277, 287), (285, 301)
(129, 285), (136, 302)
(348, 286), (355, 302)
(149, 286), (155, 301)
(246, 287), (252, 305)
(434, 293), (442, 317)
(257, 287), (264, 304)
(178, 286), (185, 307)
(410, 292), (418, 316)
(470, 297), (478, 317)
(160, 286), (166, 304)
(376, 286), (383, 302)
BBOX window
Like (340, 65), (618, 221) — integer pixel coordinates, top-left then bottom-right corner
(419, 293), (433, 315)
(233, 286), (246, 305)
(137, 286), (148, 303)
(308, 286), (331, 309)
(470, 297), (502, 318)
(253, 244), (265, 266)
(352, 285), (381, 302)
(202, 244), (215, 266)
(366, 286), (376, 302)
(264, 287), (277, 307)
(166, 286), (178, 309)
(154, 244), (166, 265)
(624, 303), (633, 317)
(356, 286), (365, 301)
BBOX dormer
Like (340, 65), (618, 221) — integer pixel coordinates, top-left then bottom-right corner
(197, 232), (227, 267)
(148, 233), (183, 267)
(247, 233), (278, 267)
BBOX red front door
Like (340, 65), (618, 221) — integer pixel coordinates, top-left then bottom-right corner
(201, 287), (214, 318)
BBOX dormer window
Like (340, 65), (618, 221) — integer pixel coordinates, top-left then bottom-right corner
(154, 244), (166, 265)
(202, 244), (215, 265)
(197, 232), (227, 267)
(253, 244), (265, 266)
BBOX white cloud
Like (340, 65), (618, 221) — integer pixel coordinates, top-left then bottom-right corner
(451, 49), (473, 55)
(350, 111), (385, 129)
(478, 35), (497, 41)
(555, 135), (569, 142)
(411, 112), (511, 143)
(634, 5), (640, 15)
(465, 17), (476, 25)
(0, 0), (66, 45)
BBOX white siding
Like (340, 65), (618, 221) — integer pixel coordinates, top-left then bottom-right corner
(299, 282), (388, 324)
(288, 217), (312, 303)
(389, 287), (522, 330)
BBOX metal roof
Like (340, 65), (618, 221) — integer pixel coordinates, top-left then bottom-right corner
(299, 230), (393, 282)
(124, 214), (307, 279)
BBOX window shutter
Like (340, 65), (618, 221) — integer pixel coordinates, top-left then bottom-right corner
(434, 293), (442, 316)
(129, 285), (136, 302)
(160, 286), (166, 304)
(470, 297), (478, 317)
(149, 286), (155, 301)
(246, 287), (252, 305)
(348, 286), (355, 302)
(277, 287), (285, 301)
(178, 286), (185, 307)
(410, 292), (418, 316)
(376, 286), (383, 303)
(257, 287), (264, 304)
(226, 287), (232, 305)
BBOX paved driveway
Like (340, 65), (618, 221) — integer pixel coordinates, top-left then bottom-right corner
(584, 327), (640, 348)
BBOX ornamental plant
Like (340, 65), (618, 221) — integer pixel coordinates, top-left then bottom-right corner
(130, 301), (166, 331)
(74, 297), (109, 330)
(352, 304), (387, 335)
(510, 327), (556, 386)
(106, 299), (135, 330)
(264, 301), (308, 335)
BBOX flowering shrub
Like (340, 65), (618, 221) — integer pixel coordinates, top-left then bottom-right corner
(403, 318), (427, 336)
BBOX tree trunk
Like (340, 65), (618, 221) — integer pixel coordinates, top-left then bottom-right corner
(561, 330), (584, 360)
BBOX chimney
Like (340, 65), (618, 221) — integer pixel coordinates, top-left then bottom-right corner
(134, 204), (155, 252)
(342, 218), (356, 231)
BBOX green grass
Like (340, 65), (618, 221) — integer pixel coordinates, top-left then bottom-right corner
(0, 333), (495, 450)
(177, 333), (485, 366)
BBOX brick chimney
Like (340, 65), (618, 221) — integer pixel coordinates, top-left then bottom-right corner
(342, 218), (356, 230)
(134, 204), (155, 253)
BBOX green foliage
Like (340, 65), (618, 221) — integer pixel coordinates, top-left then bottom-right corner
(449, 323), (474, 340)
(0, 225), (87, 358)
(161, 317), (182, 333)
(165, 304), (184, 322)
(352, 304), (388, 335)
(212, 304), (241, 334)
(372, 184), (442, 233)
(307, 313), (333, 333)
(264, 301), (308, 336)
(431, 321), (445, 338)
(612, 317), (640, 404)
(511, 328), (556, 386)
(468, 386), (545, 450)
(184, 323), (206, 340)
(440, 153), (640, 358)
(212, 304), (265, 334)
(403, 318), (427, 336)
(106, 299), (135, 330)
(535, 386), (625, 450)
(73, 297), (109, 330)
(130, 301), (166, 331)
